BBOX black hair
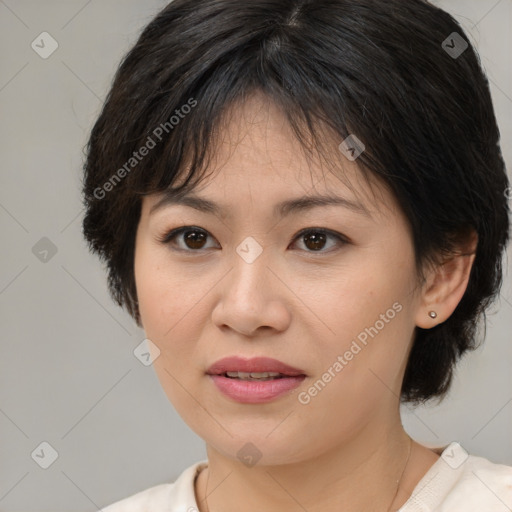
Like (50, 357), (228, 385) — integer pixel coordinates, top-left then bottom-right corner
(82, 0), (510, 404)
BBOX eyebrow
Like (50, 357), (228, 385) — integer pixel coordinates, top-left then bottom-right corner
(149, 190), (371, 218)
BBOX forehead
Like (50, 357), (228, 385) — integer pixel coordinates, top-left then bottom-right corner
(143, 91), (395, 219)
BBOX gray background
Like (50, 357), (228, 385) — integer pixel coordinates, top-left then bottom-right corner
(0, 1), (511, 511)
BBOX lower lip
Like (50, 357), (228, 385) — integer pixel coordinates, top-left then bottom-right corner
(208, 375), (306, 403)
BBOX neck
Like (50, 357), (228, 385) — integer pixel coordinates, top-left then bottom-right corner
(195, 422), (418, 512)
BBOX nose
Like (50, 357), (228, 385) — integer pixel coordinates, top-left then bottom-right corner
(210, 242), (291, 337)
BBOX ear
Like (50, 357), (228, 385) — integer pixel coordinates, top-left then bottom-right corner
(415, 230), (478, 329)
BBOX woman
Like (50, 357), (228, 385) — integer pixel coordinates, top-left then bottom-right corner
(82, 0), (512, 510)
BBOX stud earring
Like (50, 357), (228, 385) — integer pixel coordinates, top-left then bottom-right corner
(428, 311), (437, 319)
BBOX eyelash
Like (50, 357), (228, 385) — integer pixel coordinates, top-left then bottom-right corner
(156, 226), (349, 255)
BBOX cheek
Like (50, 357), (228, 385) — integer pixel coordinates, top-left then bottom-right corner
(134, 243), (222, 381)
(135, 241), (198, 335)
(308, 258), (415, 392)
(312, 258), (407, 330)
(134, 248), (207, 415)
(135, 244), (191, 370)
(137, 271), (201, 356)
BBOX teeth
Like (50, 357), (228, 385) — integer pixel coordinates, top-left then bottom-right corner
(225, 371), (283, 380)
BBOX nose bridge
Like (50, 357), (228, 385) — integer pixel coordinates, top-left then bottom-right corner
(229, 234), (269, 297)
(212, 235), (289, 335)
(211, 228), (293, 336)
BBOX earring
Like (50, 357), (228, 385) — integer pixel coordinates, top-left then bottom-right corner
(428, 311), (437, 319)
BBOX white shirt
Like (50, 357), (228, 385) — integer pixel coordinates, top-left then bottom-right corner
(100, 442), (512, 511)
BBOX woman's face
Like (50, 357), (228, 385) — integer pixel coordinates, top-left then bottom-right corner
(134, 93), (424, 465)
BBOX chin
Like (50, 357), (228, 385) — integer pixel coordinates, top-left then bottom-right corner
(198, 430), (311, 467)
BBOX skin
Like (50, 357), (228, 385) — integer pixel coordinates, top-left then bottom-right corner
(134, 91), (477, 512)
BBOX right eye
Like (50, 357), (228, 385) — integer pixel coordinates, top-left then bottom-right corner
(157, 226), (219, 252)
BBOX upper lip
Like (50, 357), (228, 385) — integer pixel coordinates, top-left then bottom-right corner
(206, 356), (306, 376)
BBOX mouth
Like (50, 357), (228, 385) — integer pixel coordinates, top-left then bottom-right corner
(218, 371), (296, 381)
(209, 372), (306, 404)
(206, 356), (307, 379)
(206, 356), (307, 403)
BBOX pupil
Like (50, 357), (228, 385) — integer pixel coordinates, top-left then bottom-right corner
(304, 232), (326, 251)
(185, 230), (206, 249)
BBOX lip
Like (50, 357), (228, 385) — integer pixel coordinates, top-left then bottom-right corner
(206, 357), (306, 404)
(206, 356), (306, 376)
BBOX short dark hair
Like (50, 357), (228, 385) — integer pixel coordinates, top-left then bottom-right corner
(82, 0), (510, 405)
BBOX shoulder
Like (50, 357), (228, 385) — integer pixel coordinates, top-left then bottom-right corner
(404, 442), (512, 511)
(101, 483), (173, 512)
(442, 451), (512, 510)
(100, 460), (208, 512)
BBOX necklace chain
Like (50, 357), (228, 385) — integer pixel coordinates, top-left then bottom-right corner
(386, 435), (413, 512)
(200, 436), (413, 512)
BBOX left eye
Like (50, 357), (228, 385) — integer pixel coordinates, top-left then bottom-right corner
(158, 226), (348, 254)
(290, 227), (348, 253)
